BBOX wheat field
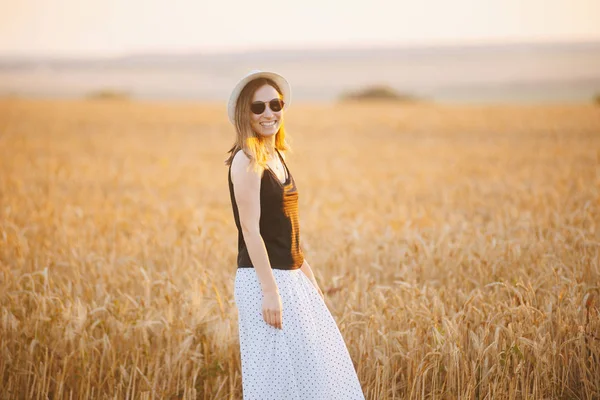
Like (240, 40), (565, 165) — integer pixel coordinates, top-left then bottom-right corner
(0, 99), (599, 399)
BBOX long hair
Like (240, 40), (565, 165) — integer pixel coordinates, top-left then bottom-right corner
(225, 78), (290, 169)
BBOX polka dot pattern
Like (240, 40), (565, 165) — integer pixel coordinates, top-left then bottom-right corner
(234, 268), (365, 400)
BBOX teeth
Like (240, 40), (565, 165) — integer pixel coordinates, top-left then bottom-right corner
(261, 121), (276, 127)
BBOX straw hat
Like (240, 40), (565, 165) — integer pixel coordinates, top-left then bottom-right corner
(227, 69), (291, 125)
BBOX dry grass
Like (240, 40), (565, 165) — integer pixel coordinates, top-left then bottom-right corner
(0, 98), (599, 399)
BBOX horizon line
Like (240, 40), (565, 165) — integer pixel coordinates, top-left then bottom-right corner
(1, 37), (600, 61)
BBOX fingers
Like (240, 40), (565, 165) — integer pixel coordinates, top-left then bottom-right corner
(270, 309), (282, 330)
(274, 310), (282, 329)
(262, 309), (283, 330)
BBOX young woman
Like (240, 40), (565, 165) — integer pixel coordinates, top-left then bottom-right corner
(226, 70), (365, 400)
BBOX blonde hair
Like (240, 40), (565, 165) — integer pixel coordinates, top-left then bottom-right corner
(225, 78), (290, 169)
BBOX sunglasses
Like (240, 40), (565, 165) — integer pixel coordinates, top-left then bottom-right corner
(250, 98), (285, 115)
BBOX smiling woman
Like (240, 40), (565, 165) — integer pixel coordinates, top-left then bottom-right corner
(249, 89), (284, 138)
(225, 70), (365, 400)
(226, 71), (291, 170)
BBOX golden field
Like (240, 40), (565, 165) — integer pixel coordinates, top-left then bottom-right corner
(0, 99), (599, 399)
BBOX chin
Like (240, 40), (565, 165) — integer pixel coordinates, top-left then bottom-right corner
(257, 127), (279, 137)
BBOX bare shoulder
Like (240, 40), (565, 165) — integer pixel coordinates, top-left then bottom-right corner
(231, 149), (251, 174)
(230, 150), (262, 188)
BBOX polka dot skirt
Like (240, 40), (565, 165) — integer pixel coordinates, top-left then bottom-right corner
(233, 268), (366, 400)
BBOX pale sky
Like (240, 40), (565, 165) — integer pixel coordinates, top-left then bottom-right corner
(1, 0), (599, 57)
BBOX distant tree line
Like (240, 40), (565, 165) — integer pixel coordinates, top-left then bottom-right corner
(86, 90), (131, 101)
(339, 85), (425, 103)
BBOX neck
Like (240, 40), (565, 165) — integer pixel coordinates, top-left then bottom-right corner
(264, 135), (276, 154)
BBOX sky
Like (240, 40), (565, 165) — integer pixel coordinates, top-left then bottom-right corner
(1, 0), (600, 57)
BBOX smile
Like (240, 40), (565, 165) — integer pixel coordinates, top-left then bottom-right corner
(260, 121), (277, 127)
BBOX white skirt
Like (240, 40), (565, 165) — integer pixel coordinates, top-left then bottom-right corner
(234, 268), (366, 400)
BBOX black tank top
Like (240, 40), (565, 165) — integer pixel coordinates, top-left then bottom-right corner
(228, 149), (304, 270)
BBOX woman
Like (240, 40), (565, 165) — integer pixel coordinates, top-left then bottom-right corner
(226, 70), (365, 400)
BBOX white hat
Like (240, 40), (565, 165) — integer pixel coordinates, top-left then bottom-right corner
(227, 69), (291, 125)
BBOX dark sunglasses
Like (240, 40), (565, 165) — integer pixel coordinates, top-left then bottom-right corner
(250, 98), (285, 115)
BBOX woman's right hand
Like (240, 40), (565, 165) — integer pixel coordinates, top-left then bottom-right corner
(262, 290), (283, 329)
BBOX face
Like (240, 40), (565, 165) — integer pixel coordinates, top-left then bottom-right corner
(250, 84), (283, 138)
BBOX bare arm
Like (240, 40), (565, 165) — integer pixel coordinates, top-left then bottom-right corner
(230, 151), (278, 294)
(300, 259), (324, 300)
(230, 151), (283, 329)
(300, 259), (316, 284)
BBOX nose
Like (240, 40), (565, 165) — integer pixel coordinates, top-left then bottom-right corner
(263, 106), (274, 118)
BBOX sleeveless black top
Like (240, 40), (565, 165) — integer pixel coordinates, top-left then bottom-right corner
(228, 149), (304, 270)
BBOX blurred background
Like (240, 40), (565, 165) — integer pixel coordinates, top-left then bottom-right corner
(1, 0), (600, 103)
(2, 2), (600, 399)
